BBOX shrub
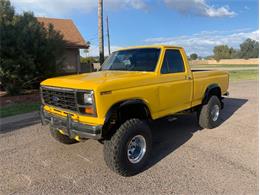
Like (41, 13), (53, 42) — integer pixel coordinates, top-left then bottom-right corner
(0, 0), (66, 95)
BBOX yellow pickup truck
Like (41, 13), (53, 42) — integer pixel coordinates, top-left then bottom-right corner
(40, 45), (229, 176)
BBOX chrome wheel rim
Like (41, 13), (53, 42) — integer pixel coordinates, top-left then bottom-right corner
(211, 105), (220, 122)
(127, 135), (146, 164)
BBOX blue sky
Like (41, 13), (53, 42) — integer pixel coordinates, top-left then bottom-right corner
(11, 0), (259, 57)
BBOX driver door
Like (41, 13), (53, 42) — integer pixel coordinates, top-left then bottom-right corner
(158, 49), (193, 114)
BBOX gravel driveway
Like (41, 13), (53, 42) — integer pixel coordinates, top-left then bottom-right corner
(0, 80), (258, 194)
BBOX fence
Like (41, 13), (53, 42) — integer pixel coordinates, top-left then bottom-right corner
(80, 63), (94, 73)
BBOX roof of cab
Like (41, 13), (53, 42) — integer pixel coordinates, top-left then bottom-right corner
(117, 45), (183, 51)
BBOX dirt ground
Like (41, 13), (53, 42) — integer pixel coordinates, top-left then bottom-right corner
(0, 80), (258, 194)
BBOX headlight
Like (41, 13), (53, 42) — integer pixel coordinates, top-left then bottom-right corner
(77, 91), (94, 105)
(77, 91), (96, 116)
(83, 93), (93, 104)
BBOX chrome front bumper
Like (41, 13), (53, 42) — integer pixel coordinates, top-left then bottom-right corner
(40, 106), (102, 140)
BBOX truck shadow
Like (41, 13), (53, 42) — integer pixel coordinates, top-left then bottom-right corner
(145, 97), (248, 171)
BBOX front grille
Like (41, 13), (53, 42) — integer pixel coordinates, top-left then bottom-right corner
(41, 87), (78, 111)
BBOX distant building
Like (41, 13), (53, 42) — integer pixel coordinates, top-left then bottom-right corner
(37, 17), (89, 73)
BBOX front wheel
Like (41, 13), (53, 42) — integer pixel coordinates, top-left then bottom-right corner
(198, 95), (222, 129)
(103, 119), (152, 176)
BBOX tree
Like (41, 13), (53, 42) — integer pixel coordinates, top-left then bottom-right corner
(229, 47), (239, 59)
(83, 41), (91, 56)
(213, 45), (232, 61)
(80, 56), (97, 64)
(239, 38), (259, 59)
(0, 0), (66, 95)
(205, 55), (214, 60)
(212, 39), (259, 61)
(0, 0), (14, 23)
(190, 53), (198, 60)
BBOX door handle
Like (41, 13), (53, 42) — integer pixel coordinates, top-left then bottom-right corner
(186, 76), (192, 80)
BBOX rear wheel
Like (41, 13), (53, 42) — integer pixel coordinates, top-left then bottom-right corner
(103, 119), (152, 176)
(50, 126), (78, 144)
(198, 95), (221, 129)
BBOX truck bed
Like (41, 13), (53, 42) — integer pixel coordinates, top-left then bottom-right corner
(191, 70), (229, 107)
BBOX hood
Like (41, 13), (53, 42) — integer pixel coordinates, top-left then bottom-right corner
(41, 71), (157, 91)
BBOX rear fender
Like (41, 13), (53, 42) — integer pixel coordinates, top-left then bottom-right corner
(202, 84), (222, 105)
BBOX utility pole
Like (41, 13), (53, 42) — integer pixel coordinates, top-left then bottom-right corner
(98, 0), (104, 64)
(106, 16), (111, 55)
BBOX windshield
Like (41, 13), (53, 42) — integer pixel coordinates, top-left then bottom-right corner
(101, 48), (161, 72)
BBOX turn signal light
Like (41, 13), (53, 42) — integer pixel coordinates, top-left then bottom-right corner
(85, 106), (95, 115)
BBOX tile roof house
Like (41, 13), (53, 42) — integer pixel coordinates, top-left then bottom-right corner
(37, 17), (89, 73)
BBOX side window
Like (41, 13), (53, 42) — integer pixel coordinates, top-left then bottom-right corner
(161, 49), (185, 74)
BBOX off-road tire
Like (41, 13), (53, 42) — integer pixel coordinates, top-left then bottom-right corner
(104, 119), (152, 176)
(50, 126), (78, 144)
(198, 95), (221, 129)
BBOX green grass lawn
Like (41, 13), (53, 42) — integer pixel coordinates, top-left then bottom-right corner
(228, 70), (258, 81)
(0, 102), (40, 118)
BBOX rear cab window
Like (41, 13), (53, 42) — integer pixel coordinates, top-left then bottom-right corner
(161, 49), (185, 74)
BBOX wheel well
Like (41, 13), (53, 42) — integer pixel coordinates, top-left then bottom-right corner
(102, 100), (151, 139)
(119, 103), (150, 122)
(202, 85), (221, 105)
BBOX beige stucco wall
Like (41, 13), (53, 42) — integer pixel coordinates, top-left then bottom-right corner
(60, 48), (80, 73)
(190, 58), (259, 65)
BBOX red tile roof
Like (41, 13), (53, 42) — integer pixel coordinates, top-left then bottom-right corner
(37, 17), (89, 49)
